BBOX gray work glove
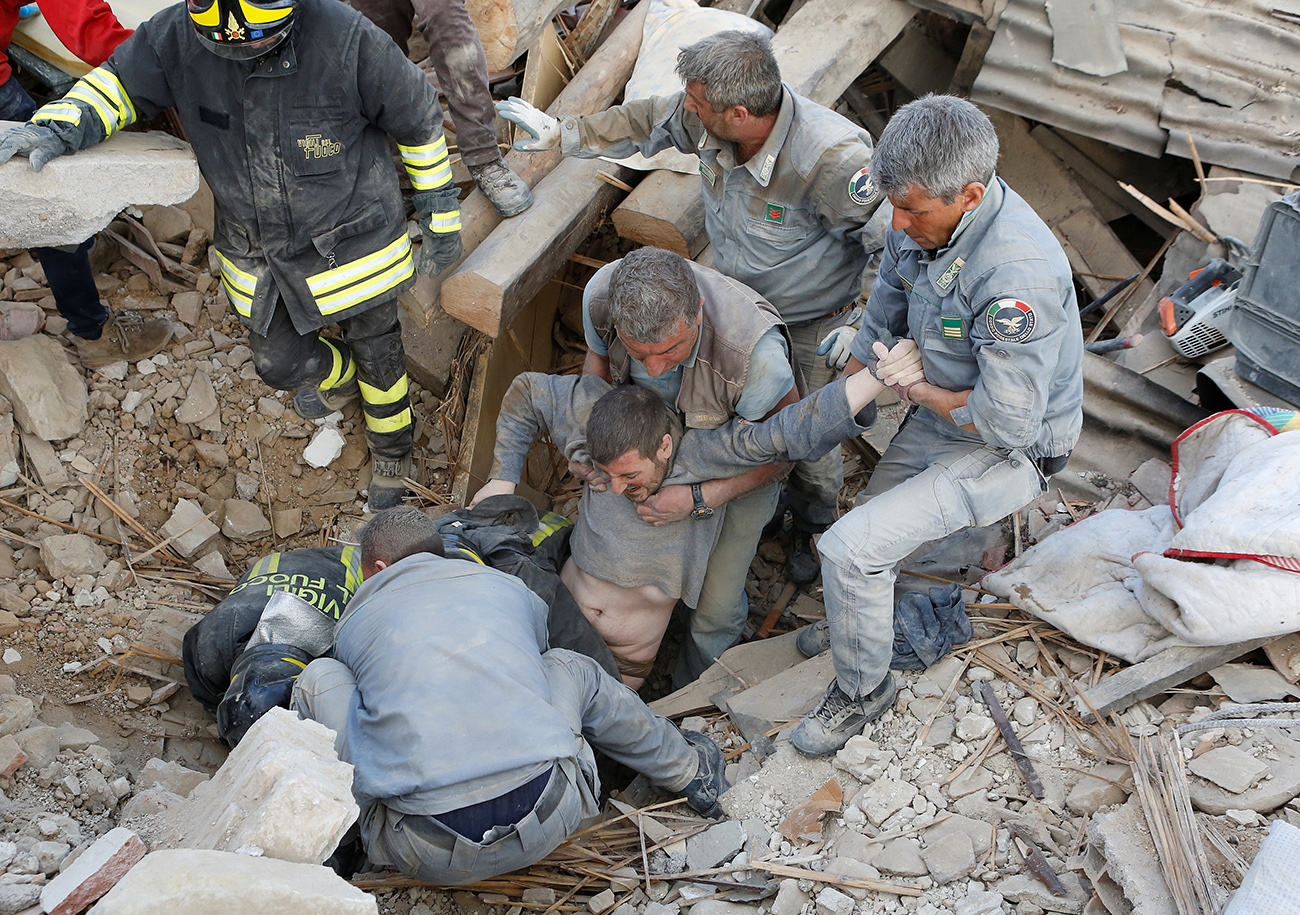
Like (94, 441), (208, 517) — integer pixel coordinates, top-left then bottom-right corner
(816, 306), (862, 371)
(495, 97), (560, 151)
(679, 730), (729, 819)
(414, 187), (464, 276)
(0, 122), (70, 171)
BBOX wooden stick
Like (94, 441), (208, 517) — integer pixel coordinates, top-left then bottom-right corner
(1167, 198), (1217, 243)
(756, 582), (798, 639)
(1087, 231), (1180, 343)
(898, 569), (998, 597)
(1118, 183), (1215, 242)
(1185, 131), (1206, 198)
(748, 861), (922, 897)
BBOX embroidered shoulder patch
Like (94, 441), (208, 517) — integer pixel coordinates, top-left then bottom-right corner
(765, 203), (785, 224)
(848, 166), (877, 206)
(986, 299), (1037, 343)
(935, 257), (965, 290)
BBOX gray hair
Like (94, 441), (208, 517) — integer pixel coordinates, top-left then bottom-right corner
(675, 30), (782, 118)
(870, 95), (999, 203)
(608, 248), (701, 343)
(359, 506), (444, 571)
(587, 385), (683, 466)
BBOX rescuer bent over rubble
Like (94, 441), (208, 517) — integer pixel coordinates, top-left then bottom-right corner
(291, 507), (730, 885)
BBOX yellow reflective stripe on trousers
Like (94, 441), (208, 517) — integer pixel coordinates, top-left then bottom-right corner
(358, 374), (408, 406)
(426, 209), (461, 234)
(363, 407), (412, 433)
(318, 338), (356, 389)
(305, 234), (413, 317)
(215, 251), (256, 317)
(398, 138), (452, 190)
(64, 66), (136, 135)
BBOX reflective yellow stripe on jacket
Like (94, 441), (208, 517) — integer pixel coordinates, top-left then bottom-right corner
(215, 251), (257, 317)
(33, 66), (137, 136)
(398, 136), (453, 191)
(305, 234), (413, 316)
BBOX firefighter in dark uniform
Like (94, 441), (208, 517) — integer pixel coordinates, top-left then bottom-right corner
(0, 0), (463, 510)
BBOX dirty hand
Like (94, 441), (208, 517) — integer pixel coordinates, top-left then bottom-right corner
(567, 457), (608, 492)
(496, 97), (560, 151)
(469, 479), (517, 507)
(414, 187), (464, 276)
(0, 123), (68, 171)
(635, 484), (693, 526)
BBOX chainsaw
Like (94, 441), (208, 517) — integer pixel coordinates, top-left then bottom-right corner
(1158, 257), (1243, 358)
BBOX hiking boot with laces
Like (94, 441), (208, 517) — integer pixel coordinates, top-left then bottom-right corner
(367, 454), (412, 512)
(469, 159), (534, 218)
(789, 674), (897, 757)
(293, 379), (360, 420)
(795, 619), (830, 658)
(75, 310), (173, 368)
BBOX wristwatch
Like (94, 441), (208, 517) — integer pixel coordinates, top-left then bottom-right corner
(690, 483), (714, 520)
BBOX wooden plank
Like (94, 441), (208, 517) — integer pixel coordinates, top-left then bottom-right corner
(611, 0), (915, 255)
(948, 21), (994, 98)
(520, 17), (572, 115)
(469, 0), (571, 71)
(451, 286), (560, 505)
(648, 631), (806, 719)
(1076, 637), (1275, 722)
(564, 0), (621, 64)
(442, 160), (637, 336)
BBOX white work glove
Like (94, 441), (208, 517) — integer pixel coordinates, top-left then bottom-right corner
(815, 306), (863, 371)
(496, 97), (560, 151)
(871, 338), (924, 388)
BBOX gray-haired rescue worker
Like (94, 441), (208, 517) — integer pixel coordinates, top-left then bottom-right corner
(0, 0), (464, 510)
(789, 95), (1084, 756)
(293, 507), (729, 885)
(496, 29), (889, 585)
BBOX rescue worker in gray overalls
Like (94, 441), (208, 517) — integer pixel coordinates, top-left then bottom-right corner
(0, 0), (464, 511)
(495, 29), (888, 585)
(789, 95), (1084, 756)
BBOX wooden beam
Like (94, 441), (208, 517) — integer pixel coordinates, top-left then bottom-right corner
(948, 21), (994, 98)
(611, 0), (915, 256)
(406, 0), (647, 335)
(564, 0), (621, 64)
(442, 161), (637, 336)
(1076, 637), (1274, 722)
(469, 0), (571, 71)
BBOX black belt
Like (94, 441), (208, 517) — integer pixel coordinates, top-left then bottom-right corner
(429, 765), (558, 841)
(1034, 453), (1071, 475)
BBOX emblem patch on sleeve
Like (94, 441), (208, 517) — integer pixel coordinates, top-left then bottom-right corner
(986, 299), (1036, 343)
(848, 166), (877, 205)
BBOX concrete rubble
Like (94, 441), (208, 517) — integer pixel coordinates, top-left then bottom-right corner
(0, 335), (87, 441)
(0, 125), (199, 248)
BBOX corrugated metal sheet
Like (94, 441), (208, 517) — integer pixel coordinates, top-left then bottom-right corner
(973, 0), (1300, 178)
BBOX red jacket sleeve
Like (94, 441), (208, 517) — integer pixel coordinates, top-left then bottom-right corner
(41, 0), (132, 66)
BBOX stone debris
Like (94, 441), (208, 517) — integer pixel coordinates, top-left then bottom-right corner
(90, 849), (377, 915)
(221, 499), (271, 542)
(685, 820), (746, 871)
(0, 335), (88, 440)
(0, 414), (17, 487)
(175, 370), (221, 432)
(40, 534), (108, 579)
(0, 127), (199, 248)
(137, 758), (209, 798)
(160, 499), (221, 558)
(148, 708), (357, 865)
(40, 826), (146, 915)
(304, 426), (347, 468)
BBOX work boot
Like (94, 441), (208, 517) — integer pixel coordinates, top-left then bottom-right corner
(795, 619), (830, 658)
(367, 454), (411, 512)
(75, 310), (173, 368)
(469, 158), (534, 218)
(789, 674), (897, 757)
(679, 730), (729, 819)
(293, 379), (360, 420)
(788, 528), (820, 585)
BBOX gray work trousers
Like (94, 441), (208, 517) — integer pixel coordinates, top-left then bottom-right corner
(784, 313), (847, 533)
(674, 480), (783, 686)
(816, 412), (1046, 697)
(293, 649), (699, 884)
(351, 0), (501, 166)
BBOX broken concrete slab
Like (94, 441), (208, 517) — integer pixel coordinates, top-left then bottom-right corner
(0, 693), (34, 737)
(1087, 795), (1176, 915)
(40, 826), (146, 915)
(153, 708), (357, 864)
(138, 758), (208, 798)
(221, 499), (270, 542)
(853, 775), (918, 828)
(0, 414), (16, 487)
(1129, 458), (1173, 506)
(175, 370), (221, 432)
(871, 837), (927, 877)
(1209, 662), (1300, 703)
(41, 533), (108, 579)
(925, 813), (995, 857)
(1066, 763), (1133, 816)
(921, 830), (975, 884)
(304, 426), (347, 469)
(685, 820), (746, 871)
(160, 499), (220, 558)
(955, 890), (1006, 915)
(0, 125), (199, 248)
(89, 849), (377, 915)
(814, 886), (854, 915)
(20, 432), (69, 486)
(721, 653), (834, 743)
(142, 204), (193, 244)
(1188, 744), (1271, 796)
(0, 334), (88, 440)
(996, 872), (1090, 914)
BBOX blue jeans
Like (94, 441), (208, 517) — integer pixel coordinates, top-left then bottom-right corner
(817, 412), (1046, 697)
(0, 75), (109, 340)
(293, 649), (698, 884)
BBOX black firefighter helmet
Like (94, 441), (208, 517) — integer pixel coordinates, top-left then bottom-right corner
(187, 0), (298, 60)
(216, 643), (313, 747)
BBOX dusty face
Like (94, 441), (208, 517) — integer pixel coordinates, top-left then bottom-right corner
(598, 436), (674, 503)
(618, 311), (701, 378)
(684, 81), (738, 142)
(888, 183), (984, 250)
